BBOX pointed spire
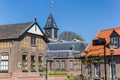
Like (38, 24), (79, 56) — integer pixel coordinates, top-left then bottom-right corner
(44, 13), (58, 30)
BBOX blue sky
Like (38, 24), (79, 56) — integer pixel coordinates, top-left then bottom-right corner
(0, 0), (120, 43)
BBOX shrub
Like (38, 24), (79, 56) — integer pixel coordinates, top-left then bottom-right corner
(65, 78), (74, 80)
(49, 72), (68, 76)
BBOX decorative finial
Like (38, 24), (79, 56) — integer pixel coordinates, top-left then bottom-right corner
(34, 17), (37, 22)
(50, 0), (54, 12)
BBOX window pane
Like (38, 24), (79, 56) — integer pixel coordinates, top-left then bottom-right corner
(61, 61), (65, 69)
(94, 63), (100, 77)
(1, 66), (3, 70)
(56, 61), (60, 70)
(31, 55), (36, 72)
(111, 37), (118, 48)
(31, 36), (36, 46)
(110, 61), (116, 77)
(1, 56), (4, 60)
(6, 66), (8, 70)
(88, 64), (91, 77)
(22, 55), (28, 72)
(69, 61), (74, 70)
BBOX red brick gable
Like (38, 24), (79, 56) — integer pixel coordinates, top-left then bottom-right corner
(85, 27), (120, 56)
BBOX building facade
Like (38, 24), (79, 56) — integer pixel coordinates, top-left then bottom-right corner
(44, 13), (87, 74)
(0, 21), (48, 80)
(47, 40), (87, 72)
(82, 28), (120, 80)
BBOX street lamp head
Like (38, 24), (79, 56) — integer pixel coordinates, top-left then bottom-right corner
(109, 42), (115, 51)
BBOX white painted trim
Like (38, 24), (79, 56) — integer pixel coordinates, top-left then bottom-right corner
(28, 24), (43, 36)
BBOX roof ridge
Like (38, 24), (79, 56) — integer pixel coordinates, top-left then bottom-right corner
(0, 21), (34, 27)
(100, 27), (120, 31)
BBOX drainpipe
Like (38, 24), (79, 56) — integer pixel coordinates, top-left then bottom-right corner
(12, 40), (14, 72)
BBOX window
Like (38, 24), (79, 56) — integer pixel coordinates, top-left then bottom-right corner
(31, 36), (36, 46)
(94, 63), (100, 77)
(69, 60), (74, 70)
(0, 54), (9, 73)
(38, 56), (42, 72)
(31, 55), (36, 72)
(61, 61), (65, 70)
(110, 61), (116, 78)
(56, 61), (60, 70)
(111, 37), (119, 48)
(88, 64), (91, 77)
(22, 55), (28, 72)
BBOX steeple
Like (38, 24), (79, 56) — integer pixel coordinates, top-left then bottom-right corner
(44, 0), (59, 40)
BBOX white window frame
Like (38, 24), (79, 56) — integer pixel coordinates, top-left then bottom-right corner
(69, 60), (74, 70)
(111, 37), (119, 48)
(94, 63), (100, 77)
(56, 61), (60, 70)
(88, 64), (91, 77)
(110, 61), (116, 78)
(61, 61), (65, 70)
(0, 54), (9, 72)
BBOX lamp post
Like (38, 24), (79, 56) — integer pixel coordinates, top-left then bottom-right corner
(93, 38), (107, 80)
(45, 57), (48, 80)
(109, 42), (115, 80)
(46, 59), (48, 80)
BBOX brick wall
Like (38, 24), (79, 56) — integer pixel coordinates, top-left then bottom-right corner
(0, 34), (47, 80)
(81, 55), (120, 79)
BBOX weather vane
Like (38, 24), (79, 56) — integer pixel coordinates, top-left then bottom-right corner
(50, 0), (54, 12)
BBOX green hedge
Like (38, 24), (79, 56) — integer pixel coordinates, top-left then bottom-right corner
(49, 72), (68, 76)
(65, 78), (74, 80)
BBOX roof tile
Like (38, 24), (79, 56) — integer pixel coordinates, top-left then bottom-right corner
(86, 27), (120, 56)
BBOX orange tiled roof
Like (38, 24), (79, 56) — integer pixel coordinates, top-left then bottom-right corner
(86, 27), (120, 56)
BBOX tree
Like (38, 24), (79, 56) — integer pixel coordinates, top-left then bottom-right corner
(59, 31), (84, 41)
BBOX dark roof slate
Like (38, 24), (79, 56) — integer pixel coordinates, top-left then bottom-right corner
(48, 41), (87, 51)
(44, 13), (58, 30)
(47, 41), (87, 58)
(0, 22), (34, 40)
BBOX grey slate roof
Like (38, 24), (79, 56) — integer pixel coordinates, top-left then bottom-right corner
(44, 13), (58, 30)
(0, 21), (49, 43)
(47, 40), (88, 58)
(0, 22), (34, 40)
(47, 50), (80, 58)
(48, 41), (87, 51)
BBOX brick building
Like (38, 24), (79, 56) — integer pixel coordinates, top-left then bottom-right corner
(44, 13), (87, 74)
(82, 27), (120, 80)
(0, 20), (48, 80)
(47, 40), (87, 72)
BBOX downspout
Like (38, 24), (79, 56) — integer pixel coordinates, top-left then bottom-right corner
(12, 40), (14, 73)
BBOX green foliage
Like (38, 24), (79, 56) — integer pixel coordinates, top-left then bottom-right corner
(80, 50), (104, 68)
(75, 50), (104, 80)
(65, 78), (74, 80)
(65, 77), (74, 80)
(49, 72), (68, 76)
(39, 67), (46, 72)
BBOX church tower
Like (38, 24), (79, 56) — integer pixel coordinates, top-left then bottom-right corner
(44, 0), (59, 40)
(44, 13), (59, 40)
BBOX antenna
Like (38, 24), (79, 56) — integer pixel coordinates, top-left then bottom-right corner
(50, 0), (54, 12)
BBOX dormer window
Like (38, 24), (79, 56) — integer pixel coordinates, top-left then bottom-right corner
(70, 45), (74, 50)
(110, 37), (119, 48)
